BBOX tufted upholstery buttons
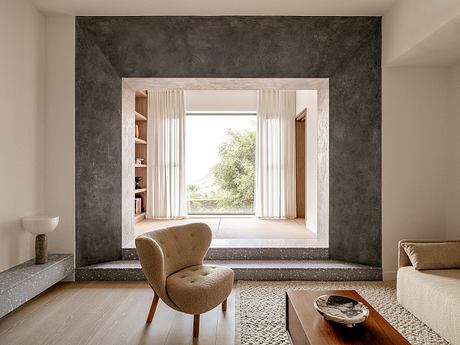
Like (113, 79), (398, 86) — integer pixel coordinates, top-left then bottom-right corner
(166, 264), (234, 315)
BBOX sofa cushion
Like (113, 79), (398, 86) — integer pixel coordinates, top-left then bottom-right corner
(397, 267), (460, 345)
(166, 264), (234, 315)
(401, 242), (460, 270)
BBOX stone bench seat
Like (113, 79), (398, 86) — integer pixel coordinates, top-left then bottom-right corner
(0, 254), (73, 318)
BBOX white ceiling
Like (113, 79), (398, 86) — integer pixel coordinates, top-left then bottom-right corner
(30, 0), (396, 16)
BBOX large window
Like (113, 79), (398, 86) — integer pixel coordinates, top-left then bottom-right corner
(186, 113), (256, 215)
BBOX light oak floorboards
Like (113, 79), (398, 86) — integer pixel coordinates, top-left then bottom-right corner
(0, 282), (235, 345)
(135, 217), (314, 240)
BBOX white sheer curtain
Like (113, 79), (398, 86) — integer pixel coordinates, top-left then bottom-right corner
(255, 90), (296, 219)
(147, 90), (186, 219)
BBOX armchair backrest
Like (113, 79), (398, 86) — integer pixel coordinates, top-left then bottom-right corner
(135, 223), (212, 310)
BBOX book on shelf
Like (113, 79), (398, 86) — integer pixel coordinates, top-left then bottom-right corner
(135, 198), (142, 214)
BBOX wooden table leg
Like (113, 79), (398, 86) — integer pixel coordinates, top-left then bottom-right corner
(222, 299), (227, 312)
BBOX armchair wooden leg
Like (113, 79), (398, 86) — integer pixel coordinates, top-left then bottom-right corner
(193, 314), (200, 337)
(222, 299), (227, 312)
(146, 292), (159, 323)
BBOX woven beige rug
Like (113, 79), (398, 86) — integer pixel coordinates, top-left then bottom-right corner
(235, 281), (449, 345)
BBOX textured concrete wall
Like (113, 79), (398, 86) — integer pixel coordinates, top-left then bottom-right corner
(329, 30), (382, 266)
(76, 16), (381, 267)
(75, 22), (122, 267)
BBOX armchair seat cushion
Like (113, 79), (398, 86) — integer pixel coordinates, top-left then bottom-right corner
(167, 264), (234, 315)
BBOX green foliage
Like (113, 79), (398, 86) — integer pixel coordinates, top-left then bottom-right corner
(212, 128), (255, 210)
(187, 184), (201, 198)
(187, 184), (210, 213)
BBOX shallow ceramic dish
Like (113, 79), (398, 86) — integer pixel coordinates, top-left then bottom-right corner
(313, 294), (369, 327)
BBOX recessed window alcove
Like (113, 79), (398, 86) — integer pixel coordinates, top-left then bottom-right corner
(75, 16), (381, 274)
(121, 78), (330, 250)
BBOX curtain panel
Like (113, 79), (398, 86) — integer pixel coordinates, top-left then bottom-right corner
(256, 90), (297, 219)
(147, 90), (186, 219)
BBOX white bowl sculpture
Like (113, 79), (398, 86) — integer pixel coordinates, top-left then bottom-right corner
(313, 294), (369, 327)
(21, 216), (59, 264)
(21, 216), (59, 235)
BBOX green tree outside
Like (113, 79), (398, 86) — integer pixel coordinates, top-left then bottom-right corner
(212, 128), (256, 212)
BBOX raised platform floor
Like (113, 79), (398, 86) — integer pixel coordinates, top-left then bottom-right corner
(76, 258), (381, 281)
(94, 218), (380, 282)
(122, 246), (329, 260)
(133, 217), (316, 241)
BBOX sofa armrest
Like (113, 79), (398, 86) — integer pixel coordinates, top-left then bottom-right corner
(398, 239), (460, 269)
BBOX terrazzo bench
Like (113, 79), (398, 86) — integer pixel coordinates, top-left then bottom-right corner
(0, 254), (74, 318)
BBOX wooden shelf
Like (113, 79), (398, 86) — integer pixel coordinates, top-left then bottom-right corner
(135, 112), (147, 121)
(134, 90), (148, 222)
(135, 90), (147, 98)
(135, 212), (146, 223)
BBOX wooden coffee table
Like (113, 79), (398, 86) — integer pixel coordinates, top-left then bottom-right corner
(286, 290), (410, 345)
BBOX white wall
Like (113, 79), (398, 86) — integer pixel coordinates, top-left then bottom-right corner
(44, 16), (75, 256)
(446, 62), (460, 239)
(382, 67), (449, 278)
(0, 0), (46, 272)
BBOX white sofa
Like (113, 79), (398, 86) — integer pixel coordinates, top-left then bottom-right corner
(397, 240), (460, 345)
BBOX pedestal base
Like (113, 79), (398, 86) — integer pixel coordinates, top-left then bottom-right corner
(35, 234), (48, 264)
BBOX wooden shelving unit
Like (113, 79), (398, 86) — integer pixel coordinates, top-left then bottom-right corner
(135, 89), (148, 223)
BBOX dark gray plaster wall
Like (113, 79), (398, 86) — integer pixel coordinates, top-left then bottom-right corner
(76, 16), (382, 267)
(329, 29), (382, 266)
(78, 16), (378, 79)
(76, 22), (122, 267)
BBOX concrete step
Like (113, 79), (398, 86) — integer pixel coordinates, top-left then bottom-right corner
(121, 246), (329, 261)
(75, 259), (381, 281)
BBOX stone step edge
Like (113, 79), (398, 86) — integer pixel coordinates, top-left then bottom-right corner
(75, 259), (382, 281)
(121, 247), (329, 260)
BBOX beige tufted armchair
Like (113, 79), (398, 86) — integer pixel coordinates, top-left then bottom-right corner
(135, 223), (234, 337)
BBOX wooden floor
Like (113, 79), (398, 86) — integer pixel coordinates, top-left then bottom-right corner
(135, 217), (315, 240)
(0, 282), (235, 345)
